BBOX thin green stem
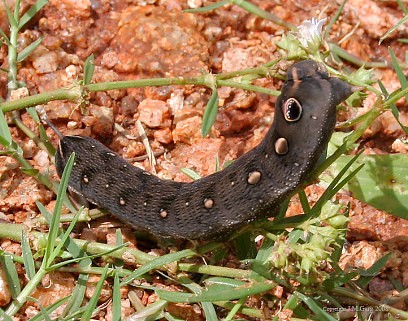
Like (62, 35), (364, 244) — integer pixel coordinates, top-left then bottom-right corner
(0, 223), (252, 278)
(329, 42), (408, 70)
(217, 79), (280, 96)
(7, 11), (19, 97)
(0, 65), (282, 114)
(0, 88), (83, 112)
(5, 266), (48, 316)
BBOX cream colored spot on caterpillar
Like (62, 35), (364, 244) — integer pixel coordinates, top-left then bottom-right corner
(231, 181), (235, 186)
(275, 137), (288, 155)
(311, 115), (318, 120)
(294, 162), (300, 167)
(119, 197), (126, 205)
(123, 164), (127, 168)
(91, 145), (95, 148)
(204, 198), (214, 209)
(143, 202), (147, 206)
(105, 184), (110, 188)
(160, 209), (168, 218)
(107, 152), (116, 157)
(83, 175), (89, 183)
(248, 171), (261, 185)
(185, 202), (189, 206)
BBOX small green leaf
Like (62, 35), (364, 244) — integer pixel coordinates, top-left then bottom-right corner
(326, 154), (408, 219)
(16, 36), (43, 62)
(83, 54), (95, 85)
(201, 89), (219, 137)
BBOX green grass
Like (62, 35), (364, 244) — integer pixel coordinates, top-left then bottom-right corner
(0, 0), (408, 320)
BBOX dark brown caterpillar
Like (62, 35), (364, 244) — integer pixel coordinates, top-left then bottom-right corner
(55, 60), (354, 240)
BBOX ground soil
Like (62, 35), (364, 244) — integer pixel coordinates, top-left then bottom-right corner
(0, 0), (408, 320)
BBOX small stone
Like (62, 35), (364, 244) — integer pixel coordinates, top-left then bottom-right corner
(138, 99), (171, 128)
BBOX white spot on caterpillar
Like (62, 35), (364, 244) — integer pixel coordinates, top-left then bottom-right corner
(275, 137), (288, 155)
(83, 175), (89, 183)
(160, 209), (168, 218)
(123, 164), (127, 168)
(294, 162), (300, 167)
(231, 181), (235, 186)
(91, 145), (95, 148)
(73, 162), (77, 166)
(185, 202), (189, 206)
(107, 152), (116, 157)
(311, 115), (318, 120)
(204, 198), (214, 209)
(119, 197), (126, 205)
(265, 154), (269, 159)
(143, 202), (147, 206)
(105, 184), (110, 188)
(248, 171), (261, 185)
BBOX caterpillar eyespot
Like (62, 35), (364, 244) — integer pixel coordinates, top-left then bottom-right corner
(283, 98), (303, 122)
(55, 60), (354, 240)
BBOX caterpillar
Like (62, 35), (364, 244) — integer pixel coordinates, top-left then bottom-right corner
(55, 60), (354, 240)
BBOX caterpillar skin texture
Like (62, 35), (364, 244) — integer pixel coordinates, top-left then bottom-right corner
(55, 60), (354, 240)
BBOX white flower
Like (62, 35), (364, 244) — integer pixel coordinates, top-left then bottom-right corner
(296, 18), (327, 47)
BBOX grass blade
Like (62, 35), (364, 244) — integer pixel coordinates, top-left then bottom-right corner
(0, 108), (12, 144)
(356, 252), (392, 288)
(62, 273), (88, 318)
(0, 252), (21, 298)
(180, 167), (201, 180)
(121, 249), (196, 286)
(16, 36), (43, 62)
(380, 14), (408, 44)
(296, 292), (337, 321)
(184, 0), (229, 13)
(43, 152), (75, 266)
(0, 308), (13, 321)
(18, 0), (48, 30)
(112, 273), (121, 321)
(21, 231), (36, 280)
(47, 208), (83, 266)
(80, 264), (109, 321)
